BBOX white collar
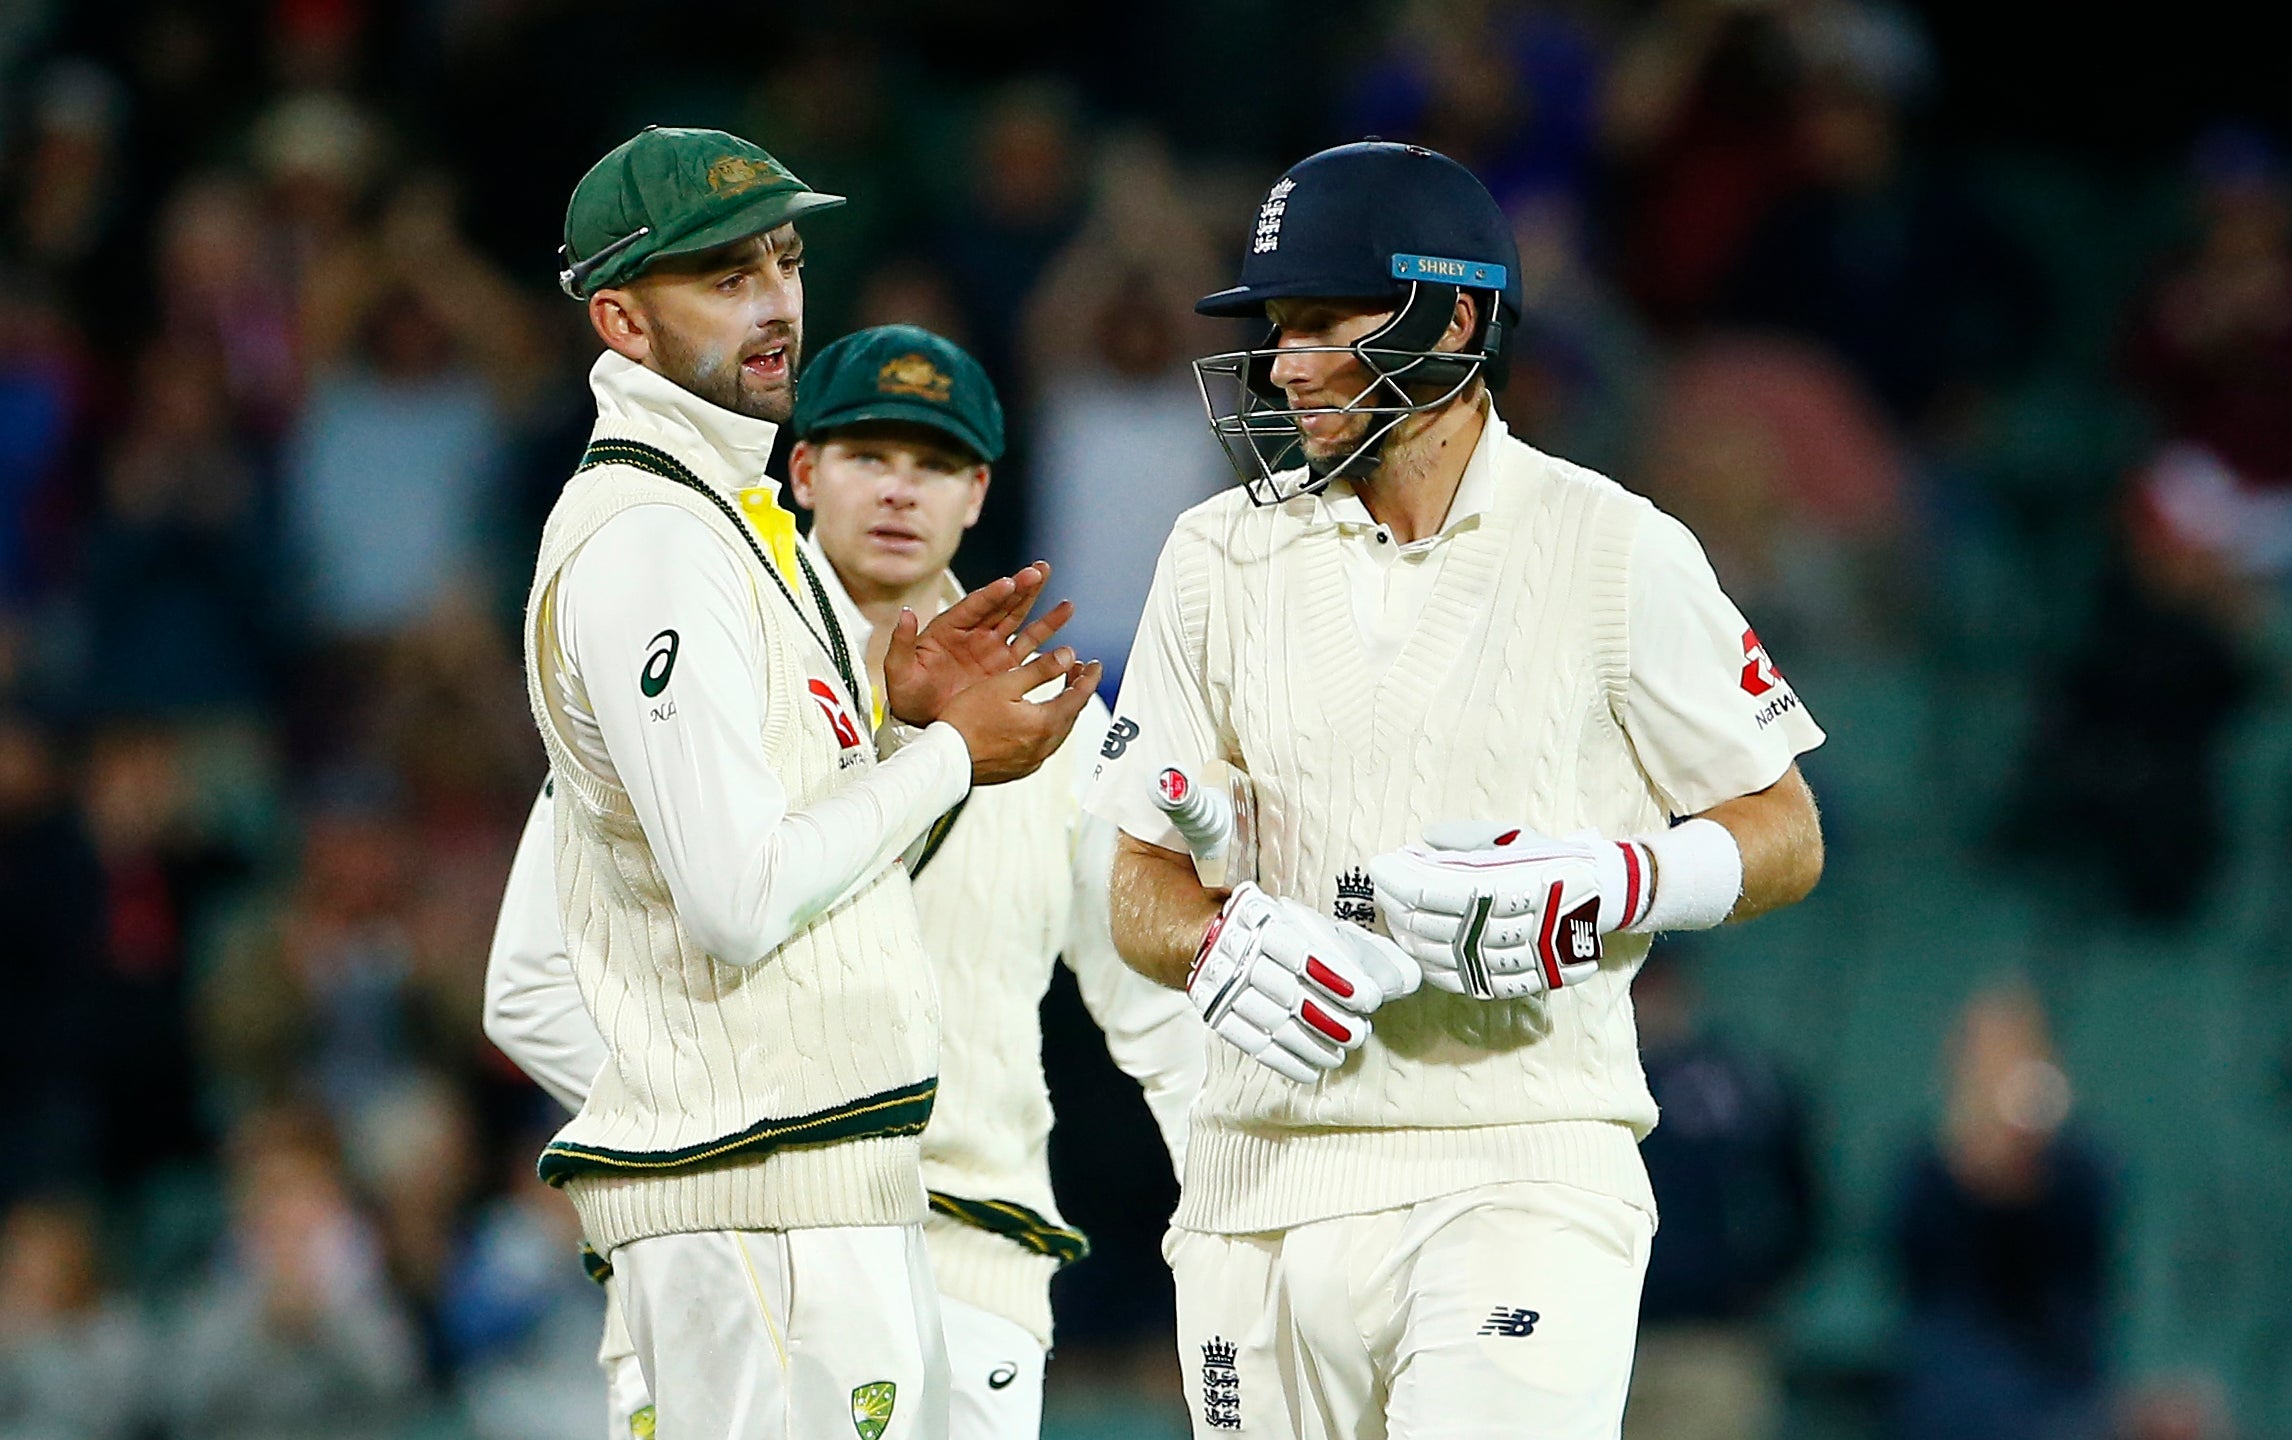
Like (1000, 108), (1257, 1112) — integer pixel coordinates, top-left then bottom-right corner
(1318, 397), (1505, 541)
(587, 350), (783, 506)
(798, 529), (965, 655)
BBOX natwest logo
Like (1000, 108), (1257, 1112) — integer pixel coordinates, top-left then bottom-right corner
(1739, 629), (1783, 698)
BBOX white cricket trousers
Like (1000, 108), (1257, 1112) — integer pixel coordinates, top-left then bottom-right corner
(1167, 1181), (1655, 1440)
(609, 1224), (950, 1440)
(599, 1260), (1047, 1440)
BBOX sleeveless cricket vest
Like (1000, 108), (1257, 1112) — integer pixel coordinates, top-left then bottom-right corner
(522, 370), (939, 1255)
(803, 551), (1093, 1349)
(912, 715), (1097, 1348)
(1165, 419), (1668, 1235)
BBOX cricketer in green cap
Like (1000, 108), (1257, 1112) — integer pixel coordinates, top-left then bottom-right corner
(563, 125), (843, 422)
(789, 326), (1007, 657)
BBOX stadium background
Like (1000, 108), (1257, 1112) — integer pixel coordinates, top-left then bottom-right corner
(2, 0), (2289, 1437)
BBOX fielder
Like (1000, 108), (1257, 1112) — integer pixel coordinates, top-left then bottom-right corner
(517, 126), (1098, 1440)
(488, 323), (1204, 1440)
(1091, 141), (1828, 1439)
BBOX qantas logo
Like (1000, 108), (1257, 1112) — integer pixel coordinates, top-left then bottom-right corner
(808, 678), (862, 751)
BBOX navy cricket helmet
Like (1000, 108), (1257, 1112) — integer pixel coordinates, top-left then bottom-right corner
(1192, 141), (1521, 504)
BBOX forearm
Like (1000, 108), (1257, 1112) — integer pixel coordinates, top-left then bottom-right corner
(1695, 763), (1824, 923)
(1068, 818), (1205, 1173)
(483, 787), (607, 1113)
(1110, 832), (1223, 989)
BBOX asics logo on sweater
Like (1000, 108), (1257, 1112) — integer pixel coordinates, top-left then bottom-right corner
(640, 629), (680, 697)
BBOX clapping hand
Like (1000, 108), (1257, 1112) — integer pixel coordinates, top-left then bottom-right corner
(882, 561), (1077, 726)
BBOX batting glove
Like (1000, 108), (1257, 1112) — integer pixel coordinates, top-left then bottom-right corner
(1188, 882), (1422, 1082)
(1366, 823), (1653, 1001)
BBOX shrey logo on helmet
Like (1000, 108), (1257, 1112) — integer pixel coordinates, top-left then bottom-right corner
(1191, 141), (1523, 506)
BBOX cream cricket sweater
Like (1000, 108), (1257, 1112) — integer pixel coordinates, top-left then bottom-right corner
(803, 546), (1154, 1349)
(908, 718), (1098, 1348)
(1163, 432), (1666, 1235)
(523, 403), (941, 1255)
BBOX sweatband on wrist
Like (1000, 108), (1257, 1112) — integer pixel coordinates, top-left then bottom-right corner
(1629, 817), (1742, 933)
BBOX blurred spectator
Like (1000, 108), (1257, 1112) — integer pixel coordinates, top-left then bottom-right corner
(939, 79), (1087, 390)
(1891, 987), (2116, 1440)
(0, 289), (89, 604)
(284, 177), (539, 644)
(359, 599), (542, 837)
(2117, 1375), (2235, 1440)
(158, 1106), (419, 1440)
(441, 1134), (606, 1440)
(2123, 127), (2292, 575)
(1604, 0), (1811, 329)
(78, 724), (250, 1189)
(72, 338), (274, 717)
(1624, 959), (1815, 1440)
(853, 254), (976, 351)
(1632, 332), (1914, 651)
(2003, 485), (2254, 923)
(1606, 0), (1935, 333)
(12, 60), (128, 283)
(1718, 46), (2044, 428)
(156, 174), (302, 433)
(1346, 0), (1607, 212)
(745, 38), (911, 346)
(348, 1073), (480, 1367)
(1497, 194), (1657, 477)
(0, 1196), (150, 1440)
(0, 712), (104, 1200)
(1022, 133), (1230, 676)
(254, 89), (387, 288)
(200, 775), (430, 1124)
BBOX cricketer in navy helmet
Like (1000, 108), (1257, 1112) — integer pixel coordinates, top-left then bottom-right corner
(508, 124), (1099, 1440)
(1088, 140), (1830, 1438)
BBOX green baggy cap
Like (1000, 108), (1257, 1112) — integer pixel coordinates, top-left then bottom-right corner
(793, 324), (1005, 464)
(560, 125), (843, 297)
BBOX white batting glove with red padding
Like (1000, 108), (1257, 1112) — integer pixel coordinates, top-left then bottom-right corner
(1187, 882), (1422, 1082)
(1366, 822), (1654, 1001)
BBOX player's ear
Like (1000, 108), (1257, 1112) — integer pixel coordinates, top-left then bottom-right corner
(1435, 290), (1478, 355)
(788, 440), (819, 509)
(589, 288), (650, 363)
(961, 463), (990, 530)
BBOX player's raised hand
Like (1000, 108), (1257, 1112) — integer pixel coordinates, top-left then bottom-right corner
(881, 562), (1075, 726)
(1187, 883), (1420, 1082)
(1368, 823), (1651, 1001)
(937, 644), (1102, 786)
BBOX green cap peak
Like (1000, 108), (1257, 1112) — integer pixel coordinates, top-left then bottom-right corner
(560, 126), (843, 297)
(794, 325), (1004, 464)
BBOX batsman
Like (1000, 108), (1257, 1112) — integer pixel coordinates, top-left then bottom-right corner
(1093, 140), (1829, 1439)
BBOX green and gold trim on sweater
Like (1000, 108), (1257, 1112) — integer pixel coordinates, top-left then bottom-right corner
(579, 1243), (612, 1285)
(538, 1078), (937, 1187)
(928, 1191), (1090, 1267)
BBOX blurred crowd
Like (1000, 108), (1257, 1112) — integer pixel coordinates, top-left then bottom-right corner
(0, 0), (2283, 1437)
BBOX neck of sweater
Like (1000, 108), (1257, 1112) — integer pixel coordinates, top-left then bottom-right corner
(1355, 389), (1489, 543)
